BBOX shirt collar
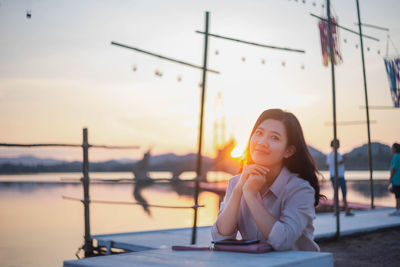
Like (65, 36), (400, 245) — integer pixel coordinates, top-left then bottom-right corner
(262, 166), (292, 198)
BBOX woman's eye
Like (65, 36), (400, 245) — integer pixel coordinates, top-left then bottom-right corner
(271, 135), (279, 141)
(255, 130), (262, 136)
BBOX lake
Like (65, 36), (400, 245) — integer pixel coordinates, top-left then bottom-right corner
(0, 170), (395, 267)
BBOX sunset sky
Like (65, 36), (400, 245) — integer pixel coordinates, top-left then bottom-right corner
(0, 0), (399, 161)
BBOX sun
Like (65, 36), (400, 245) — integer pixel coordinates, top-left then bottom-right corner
(230, 144), (245, 158)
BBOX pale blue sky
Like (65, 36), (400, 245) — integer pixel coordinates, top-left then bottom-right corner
(0, 0), (399, 160)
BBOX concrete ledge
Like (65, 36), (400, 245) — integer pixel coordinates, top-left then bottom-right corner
(64, 249), (333, 267)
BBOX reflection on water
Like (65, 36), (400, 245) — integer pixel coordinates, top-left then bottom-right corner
(0, 178), (220, 267)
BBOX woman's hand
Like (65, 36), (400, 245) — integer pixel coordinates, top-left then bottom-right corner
(242, 167), (269, 196)
(235, 164), (269, 194)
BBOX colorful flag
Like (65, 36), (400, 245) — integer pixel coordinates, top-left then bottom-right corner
(318, 18), (343, 67)
(384, 58), (400, 107)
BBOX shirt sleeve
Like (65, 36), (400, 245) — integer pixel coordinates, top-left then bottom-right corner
(211, 177), (239, 241)
(268, 183), (316, 251)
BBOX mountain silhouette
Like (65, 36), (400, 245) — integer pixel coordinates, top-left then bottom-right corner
(0, 142), (394, 174)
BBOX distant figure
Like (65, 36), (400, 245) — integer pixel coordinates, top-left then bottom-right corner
(326, 139), (353, 216)
(389, 143), (400, 216)
(132, 150), (151, 180)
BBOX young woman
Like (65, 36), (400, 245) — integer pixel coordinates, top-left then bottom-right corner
(211, 109), (323, 251)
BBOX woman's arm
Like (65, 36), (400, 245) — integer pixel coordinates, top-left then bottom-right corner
(243, 175), (315, 251)
(214, 165), (269, 237)
(242, 174), (277, 239)
(215, 185), (243, 236)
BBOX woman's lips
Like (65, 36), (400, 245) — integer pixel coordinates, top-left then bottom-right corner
(254, 149), (270, 155)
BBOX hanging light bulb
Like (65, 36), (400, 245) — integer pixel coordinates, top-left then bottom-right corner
(355, 44), (359, 49)
(132, 65), (137, 72)
(155, 69), (163, 77)
(177, 75), (182, 82)
(241, 56), (246, 62)
(343, 38), (347, 43)
(377, 50), (381, 55)
(302, 0), (306, 3)
(282, 61), (286, 67)
(367, 47), (370, 51)
(261, 59), (266, 64)
(321, 4), (325, 8)
(215, 50), (219, 55)
(301, 64), (305, 70)
(312, 2), (316, 7)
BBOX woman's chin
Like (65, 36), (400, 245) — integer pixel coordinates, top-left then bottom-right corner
(252, 158), (271, 167)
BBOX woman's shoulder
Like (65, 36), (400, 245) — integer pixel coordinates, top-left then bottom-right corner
(286, 173), (315, 194)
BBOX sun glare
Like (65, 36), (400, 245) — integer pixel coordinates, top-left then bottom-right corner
(230, 144), (245, 158)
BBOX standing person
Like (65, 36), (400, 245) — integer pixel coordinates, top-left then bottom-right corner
(326, 139), (353, 216)
(389, 143), (400, 216)
(211, 109), (324, 251)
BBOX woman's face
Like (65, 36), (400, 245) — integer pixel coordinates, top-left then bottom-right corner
(250, 119), (294, 168)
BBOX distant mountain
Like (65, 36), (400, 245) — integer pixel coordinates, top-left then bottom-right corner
(0, 155), (67, 166)
(308, 145), (327, 170)
(344, 142), (392, 170)
(0, 142), (394, 174)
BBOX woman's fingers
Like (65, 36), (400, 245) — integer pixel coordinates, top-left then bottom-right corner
(244, 164), (269, 177)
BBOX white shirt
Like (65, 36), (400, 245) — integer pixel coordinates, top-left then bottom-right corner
(326, 151), (345, 177)
(211, 167), (320, 252)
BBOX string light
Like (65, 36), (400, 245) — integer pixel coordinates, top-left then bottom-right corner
(154, 69), (163, 77)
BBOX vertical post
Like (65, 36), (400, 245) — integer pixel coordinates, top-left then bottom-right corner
(356, 0), (374, 209)
(82, 128), (93, 257)
(192, 11), (209, 245)
(327, 0), (340, 239)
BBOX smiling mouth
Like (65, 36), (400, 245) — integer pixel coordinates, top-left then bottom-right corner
(255, 149), (270, 155)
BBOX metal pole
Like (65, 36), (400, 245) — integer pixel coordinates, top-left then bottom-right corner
(191, 11), (209, 245)
(82, 128), (93, 256)
(356, 0), (374, 209)
(327, 0), (340, 239)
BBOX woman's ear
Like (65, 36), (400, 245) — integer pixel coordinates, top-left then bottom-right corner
(284, 145), (296, 158)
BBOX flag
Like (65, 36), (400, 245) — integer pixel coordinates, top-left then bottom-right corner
(384, 58), (400, 107)
(318, 17), (343, 67)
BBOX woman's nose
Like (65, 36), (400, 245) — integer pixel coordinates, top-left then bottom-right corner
(257, 137), (269, 147)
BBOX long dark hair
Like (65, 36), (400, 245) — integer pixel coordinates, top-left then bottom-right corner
(241, 109), (324, 206)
